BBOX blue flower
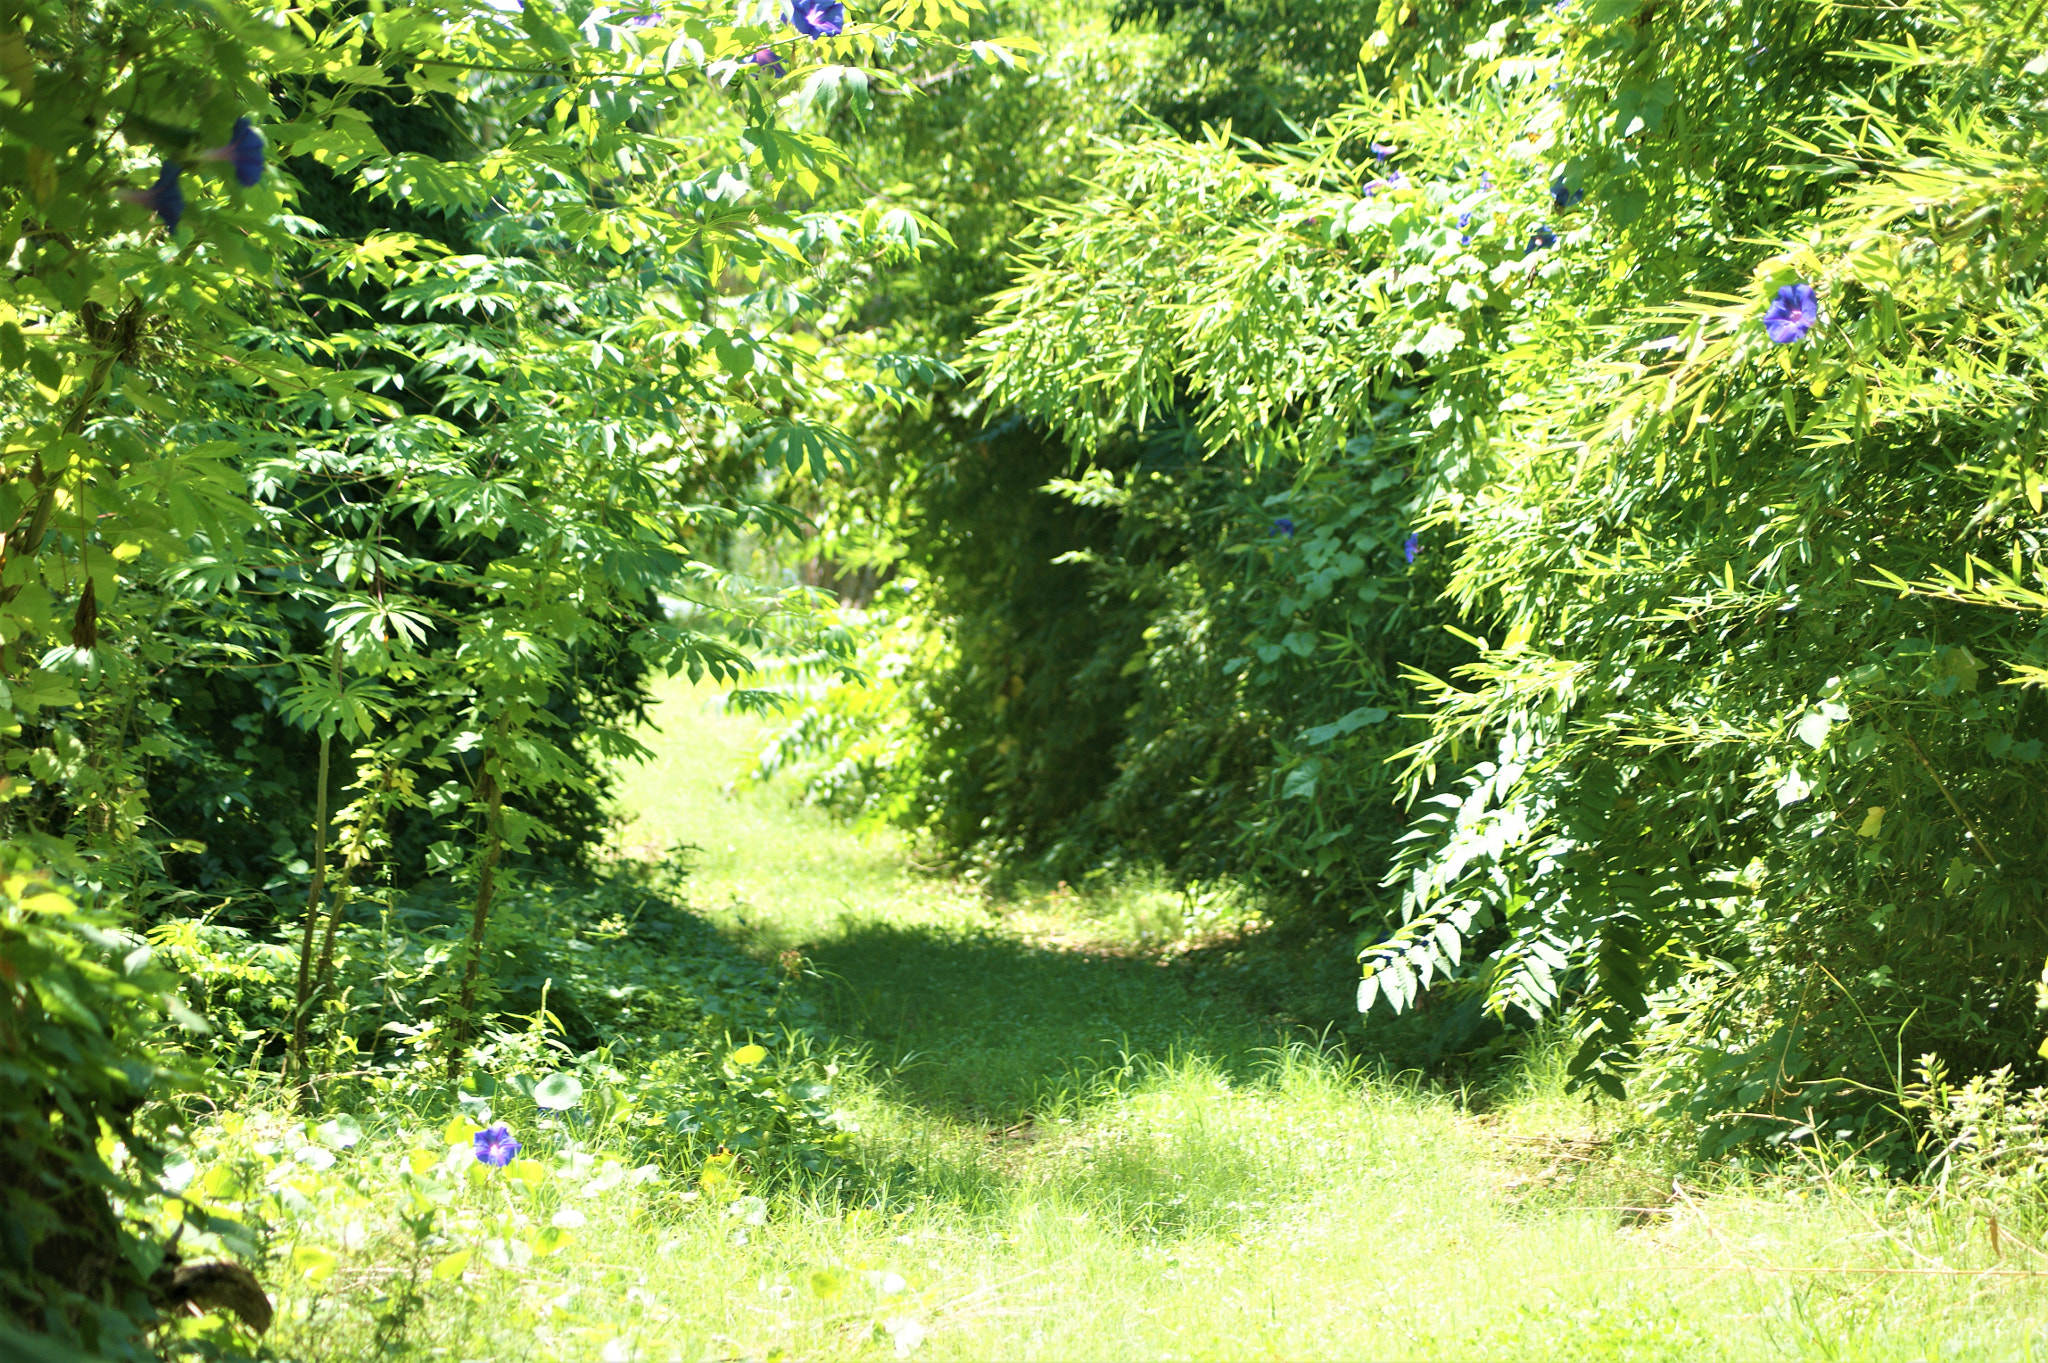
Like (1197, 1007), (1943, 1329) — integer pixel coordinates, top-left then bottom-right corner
(749, 45), (787, 75)
(623, 10), (663, 24)
(122, 161), (184, 231)
(473, 1123), (521, 1168)
(203, 117), (265, 188)
(1271, 517), (1297, 537)
(1370, 142), (1397, 162)
(1403, 533), (1420, 564)
(789, 0), (843, 37)
(1478, 170), (1494, 191)
(1763, 282), (1818, 344)
(1526, 225), (1556, 253)
(1550, 176), (1583, 211)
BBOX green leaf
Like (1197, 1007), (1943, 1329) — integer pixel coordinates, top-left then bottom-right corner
(292, 1245), (338, 1283)
(533, 1072), (584, 1110)
(1302, 707), (1390, 745)
(25, 346), (62, 389)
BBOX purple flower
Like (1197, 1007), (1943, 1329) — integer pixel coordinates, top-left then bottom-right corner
(1272, 517), (1297, 537)
(1403, 534), (1420, 564)
(1370, 142), (1397, 162)
(1763, 282), (1818, 344)
(121, 161), (184, 232)
(1526, 225), (1556, 253)
(749, 45), (787, 76)
(1388, 169), (1406, 186)
(202, 117), (265, 188)
(1550, 176), (1583, 211)
(789, 0), (843, 37)
(1478, 170), (1494, 191)
(473, 1123), (521, 1168)
(623, 10), (663, 24)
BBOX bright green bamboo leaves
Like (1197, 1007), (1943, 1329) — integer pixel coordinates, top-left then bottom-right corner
(961, 0), (2048, 1143)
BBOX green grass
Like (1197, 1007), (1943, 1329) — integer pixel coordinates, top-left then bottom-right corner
(190, 675), (2048, 1362)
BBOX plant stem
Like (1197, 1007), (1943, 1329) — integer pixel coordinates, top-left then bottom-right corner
(447, 719), (509, 1081)
(290, 640), (344, 1101)
(1887, 716), (2005, 867)
(310, 761), (394, 1018)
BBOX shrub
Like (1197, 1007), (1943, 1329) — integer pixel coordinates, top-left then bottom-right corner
(0, 857), (258, 1359)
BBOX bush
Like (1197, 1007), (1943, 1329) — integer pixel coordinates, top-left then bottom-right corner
(0, 856), (258, 1360)
(153, 863), (850, 1179)
(962, 0), (2048, 1142)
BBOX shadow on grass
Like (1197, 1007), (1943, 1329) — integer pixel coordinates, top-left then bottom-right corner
(795, 918), (1297, 1125)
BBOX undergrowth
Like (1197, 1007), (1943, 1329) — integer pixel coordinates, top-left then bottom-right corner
(134, 678), (2048, 1361)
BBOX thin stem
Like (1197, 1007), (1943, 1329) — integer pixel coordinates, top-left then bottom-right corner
(447, 716), (510, 1081)
(289, 640), (344, 1102)
(311, 761), (394, 1013)
(1885, 715), (2004, 866)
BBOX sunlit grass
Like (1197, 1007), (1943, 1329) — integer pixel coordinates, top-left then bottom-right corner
(606, 674), (983, 951)
(197, 678), (2048, 1362)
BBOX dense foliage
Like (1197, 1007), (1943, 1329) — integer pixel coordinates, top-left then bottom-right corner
(1, 0), (1017, 1349)
(757, 0), (2048, 1158)
(14, 0), (2048, 1346)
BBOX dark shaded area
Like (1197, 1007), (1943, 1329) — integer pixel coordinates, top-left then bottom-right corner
(799, 918), (1284, 1123)
(790, 908), (1511, 1126)
(1111, 0), (1385, 144)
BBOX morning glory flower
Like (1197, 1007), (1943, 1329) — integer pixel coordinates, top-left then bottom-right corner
(1550, 176), (1583, 210)
(749, 46), (787, 75)
(1763, 282), (1818, 344)
(1478, 170), (1494, 191)
(201, 117), (265, 188)
(473, 1123), (521, 1168)
(121, 161), (184, 231)
(1272, 517), (1297, 537)
(1370, 142), (1397, 161)
(623, 10), (663, 24)
(789, 0), (843, 37)
(1403, 534), (1420, 564)
(1388, 169), (1406, 186)
(1527, 225), (1556, 253)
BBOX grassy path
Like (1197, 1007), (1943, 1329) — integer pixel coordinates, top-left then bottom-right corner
(594, 679), (2048, 1362)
